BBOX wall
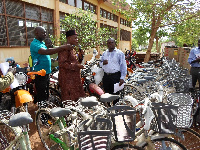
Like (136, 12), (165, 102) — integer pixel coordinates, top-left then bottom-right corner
(119, 41), (131, 52)
(22, 0), (55, 9)
(0, 48), (30, 66)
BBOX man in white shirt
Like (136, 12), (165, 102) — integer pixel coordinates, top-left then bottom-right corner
(100, 38), (127, 95)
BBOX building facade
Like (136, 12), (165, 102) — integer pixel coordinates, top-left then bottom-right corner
(0, 0), (132, 65)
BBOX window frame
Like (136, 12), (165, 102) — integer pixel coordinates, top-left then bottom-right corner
(0, 0), (54, 47)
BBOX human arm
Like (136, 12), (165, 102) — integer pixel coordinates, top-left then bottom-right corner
(0, 71), (14, 91)
(38, 44), (74, 55)
(188, 48), (200, 64)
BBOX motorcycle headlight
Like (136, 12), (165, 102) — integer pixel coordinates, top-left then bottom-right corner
(15, 72), (28, 85)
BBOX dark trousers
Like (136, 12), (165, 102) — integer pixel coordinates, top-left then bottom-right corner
(103, 71), (121, 105)
(190, 67), (200, 90)
(34, 74), (49, 103)
(103, 71), (121, 94)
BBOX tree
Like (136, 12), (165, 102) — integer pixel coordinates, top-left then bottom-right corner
(169, 16), (200, 47)
(51, 9), (118, 52)
(113, 0), (200, 62)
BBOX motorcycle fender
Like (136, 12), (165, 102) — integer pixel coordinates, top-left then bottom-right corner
(14, 90), (33, 108)
(89, 83), (104, 96)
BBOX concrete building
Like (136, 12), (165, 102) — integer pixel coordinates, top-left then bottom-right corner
(0, 0), (132, 65)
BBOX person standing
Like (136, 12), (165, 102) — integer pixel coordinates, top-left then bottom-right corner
(30, 26), (73, 104)
(100, 38), (127, 95)
(188, 39), (200, 90)
(58, 30), (85, 102)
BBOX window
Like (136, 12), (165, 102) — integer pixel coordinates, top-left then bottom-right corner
(77, 0), (82, 9)
(0, 15), (7, 46)
(84, 2), (89, 11)
(60, 0), (67, 3)
(68, 0), (75, 6)
(0, 0), (54, 47)
(120, 29), (131, 41)
(59, 0), (96, 14)
(0, 0), (4, 14)
(5, 0), (24, 17)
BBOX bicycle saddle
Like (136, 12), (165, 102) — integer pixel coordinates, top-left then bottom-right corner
(99, 93), (119, 103)
(135, 79), (147, 84)
(80, 96), (98, 107)
(145, 68), (154, 71)
(143, 76), (155, 80)
(50, 107), (71, 117)
(8, 112), (33, 127)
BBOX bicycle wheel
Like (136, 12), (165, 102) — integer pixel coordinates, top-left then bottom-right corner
(111, 144), (144, 150)
(48, 87), (62, 107)
(124, 85), (144, 101)
(142, 137), (187, 150)
(0, 121), (18, 149)
(170, 128), (200, 150)
(36, 109), (64, 150)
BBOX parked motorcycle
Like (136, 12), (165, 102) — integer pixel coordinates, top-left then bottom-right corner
(0, 64), (46, 114)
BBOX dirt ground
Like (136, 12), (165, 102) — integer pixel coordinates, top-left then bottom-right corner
(28, 102), (44, 150)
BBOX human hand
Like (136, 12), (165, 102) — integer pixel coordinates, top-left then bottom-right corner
(103, 60), (108, 65)
(77, 64), (85, 69)
(119, 79), (124, 86)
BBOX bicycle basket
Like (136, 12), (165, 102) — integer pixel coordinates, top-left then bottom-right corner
(78, 130), (111, 150)
(151, 102), (178, 134)
(167, 93), (193, 128)
(108, 105), (136, 142)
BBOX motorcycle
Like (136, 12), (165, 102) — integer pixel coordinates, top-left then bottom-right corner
(0, 59), (46, 114)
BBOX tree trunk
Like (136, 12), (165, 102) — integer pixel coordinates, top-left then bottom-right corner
(156, 36), (160, 53)
(144, 30), (157, 62)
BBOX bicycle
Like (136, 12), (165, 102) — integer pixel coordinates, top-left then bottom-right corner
(0, 110), (33, 150)
(35, 97), (113, 150)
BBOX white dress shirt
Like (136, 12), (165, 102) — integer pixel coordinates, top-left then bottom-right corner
(100, 48), (127, 80)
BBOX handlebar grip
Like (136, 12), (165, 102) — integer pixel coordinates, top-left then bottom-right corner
(27, 69), (46, 76)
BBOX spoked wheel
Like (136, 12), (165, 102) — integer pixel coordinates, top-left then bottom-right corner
(0, 121), (18, 149)
(48, 87), (62, 107)
(124, 85), (144, 101)
(0, 93), (12, 111)
(36, 109), (64, 150)
(112, 144), (144, 150)
(142, 137), (187, 150)
(170, 128), (200, 150)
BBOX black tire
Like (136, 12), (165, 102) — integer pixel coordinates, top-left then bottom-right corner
(170, 128), (200, 150)
(48, 87), (62, 107)
(36, 109), (63, 150)
(142, 137), (187, 150)
(0, 121), (18, 149)
(0, 93), (12, 111)
(111, 144), (144, 150)
(123, 85), (144, 101)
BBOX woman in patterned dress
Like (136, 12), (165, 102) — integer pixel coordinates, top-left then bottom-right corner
(58, 30), (85, 102)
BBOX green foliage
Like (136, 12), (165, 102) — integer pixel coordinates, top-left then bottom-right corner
(170, 16), (200, 47)
(112, 0), (199, 53)
(52, 9), (118, 51)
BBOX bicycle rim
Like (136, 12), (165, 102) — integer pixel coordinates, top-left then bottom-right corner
(170, 128), (200, 150)
(111, 144), (144, 150)
(124, 85), (144, 101)
(48, 87), (62, 107)
(36, 109), (63, 150)
(142, 137), (187, 150)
